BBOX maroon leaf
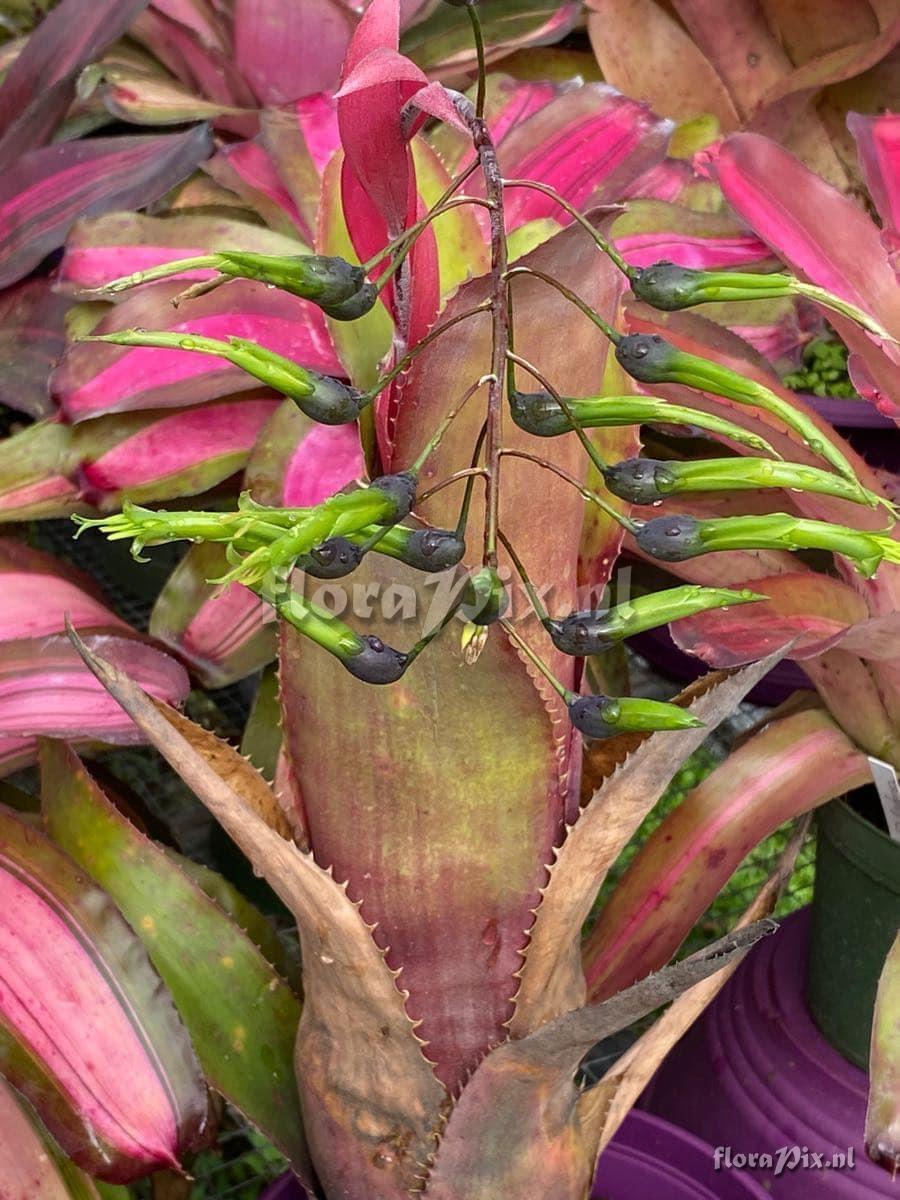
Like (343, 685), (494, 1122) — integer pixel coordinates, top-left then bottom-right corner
(0, 279), (68, 417)
(848, 110), (900, 272)
(0, 803), (209, 1180)
(0, 0), (151, 165)
(0, 125), (214, 288)
(234, 0), (355, 104)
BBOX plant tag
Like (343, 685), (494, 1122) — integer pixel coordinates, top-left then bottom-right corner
(868, 756), (900, 842)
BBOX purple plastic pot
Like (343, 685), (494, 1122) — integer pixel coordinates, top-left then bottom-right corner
(262, 1110), (768, 1200)
(631, 625), (811, 708)
(643, 908), (893, 1197)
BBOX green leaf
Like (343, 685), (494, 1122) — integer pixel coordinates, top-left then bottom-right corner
(0, 803), (209, 1181)
(40, 741), (310, 1177)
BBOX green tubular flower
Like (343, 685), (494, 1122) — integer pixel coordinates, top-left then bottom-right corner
(547, 585), (765, 657)
(262, 585), (409, 685)
(631, 261), (899, 345)
(81, 330), (369, 425)
(568, 694), (703, 739)
(90, 252), (377, 320)
(604, 456), (884, 508)
(614, 333), (865, 494)
(635, 512), (900, 578)
(354, 526), (467, 573)
(508, 390), (777, 456)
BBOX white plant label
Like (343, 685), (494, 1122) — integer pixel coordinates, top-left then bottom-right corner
(868, 756), (900, 842)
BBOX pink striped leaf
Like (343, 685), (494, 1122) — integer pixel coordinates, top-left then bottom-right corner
(0, 1073), (131, 1200)
(53, 279), (340, 419)
(611, 199), (774, 271)
(203, 139), (309, 238)
(0, 543), (125, 644)
(74, 396), (279, 508)
(0, 279), (68, 417)
(61, 210), (304, 293)
(0, 632), (189, 757)
(0, 804), (209, 1180)
(848, 111), (900, 273)
(583, 709), (870, 1001)
(496, 85), (673, 230)
(0, 421), (83, 524)
(712, 131), (900, 418)
(0, 126), (214, 289)
(41, 740), (311, 1177)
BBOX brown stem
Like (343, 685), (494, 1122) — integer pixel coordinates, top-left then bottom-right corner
(453, 93), (509, 567)
(418, 467), (489, 505)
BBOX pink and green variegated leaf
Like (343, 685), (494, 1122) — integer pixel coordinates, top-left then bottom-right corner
(848, 111), (900, 271)
(0, 539), (125, 643)
(129, 6), (256, 131)
(586, 0), (740, 130)
(61, 211), (304, 292)
(74, 397), (279, 508)
(234, 0), (354, 104)
(611, 199), (774, 271)
(867, 932), (900, 1173)
(0, 804), (209, 1181)
(494, 85), (673, 231)
(0, 126), (214, 289)
(0, 279), (68, 417)
(712, 131), (900, 418)
(0, 0), (151, 164)
(583, 709), (870, 1001)
(42, 741), (311, 1178)
(0, 1074), (130, 1200)
(401, 0), (580, 75)
(53, 279), (340, 419)
(280, 551), (568, 1096)
(202, 140), (308, 237)
(670, 571), (870, 665)
(427, 75), (558, 176)
(90, 65), (251, 127)
(0, 632), (189, 750)
(713, 132), (900, 333)
(150, 543), (276, 688)
(0, 421), (84, 523)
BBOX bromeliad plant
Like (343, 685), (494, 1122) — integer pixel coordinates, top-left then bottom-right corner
(5, 1), (900, 1196)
